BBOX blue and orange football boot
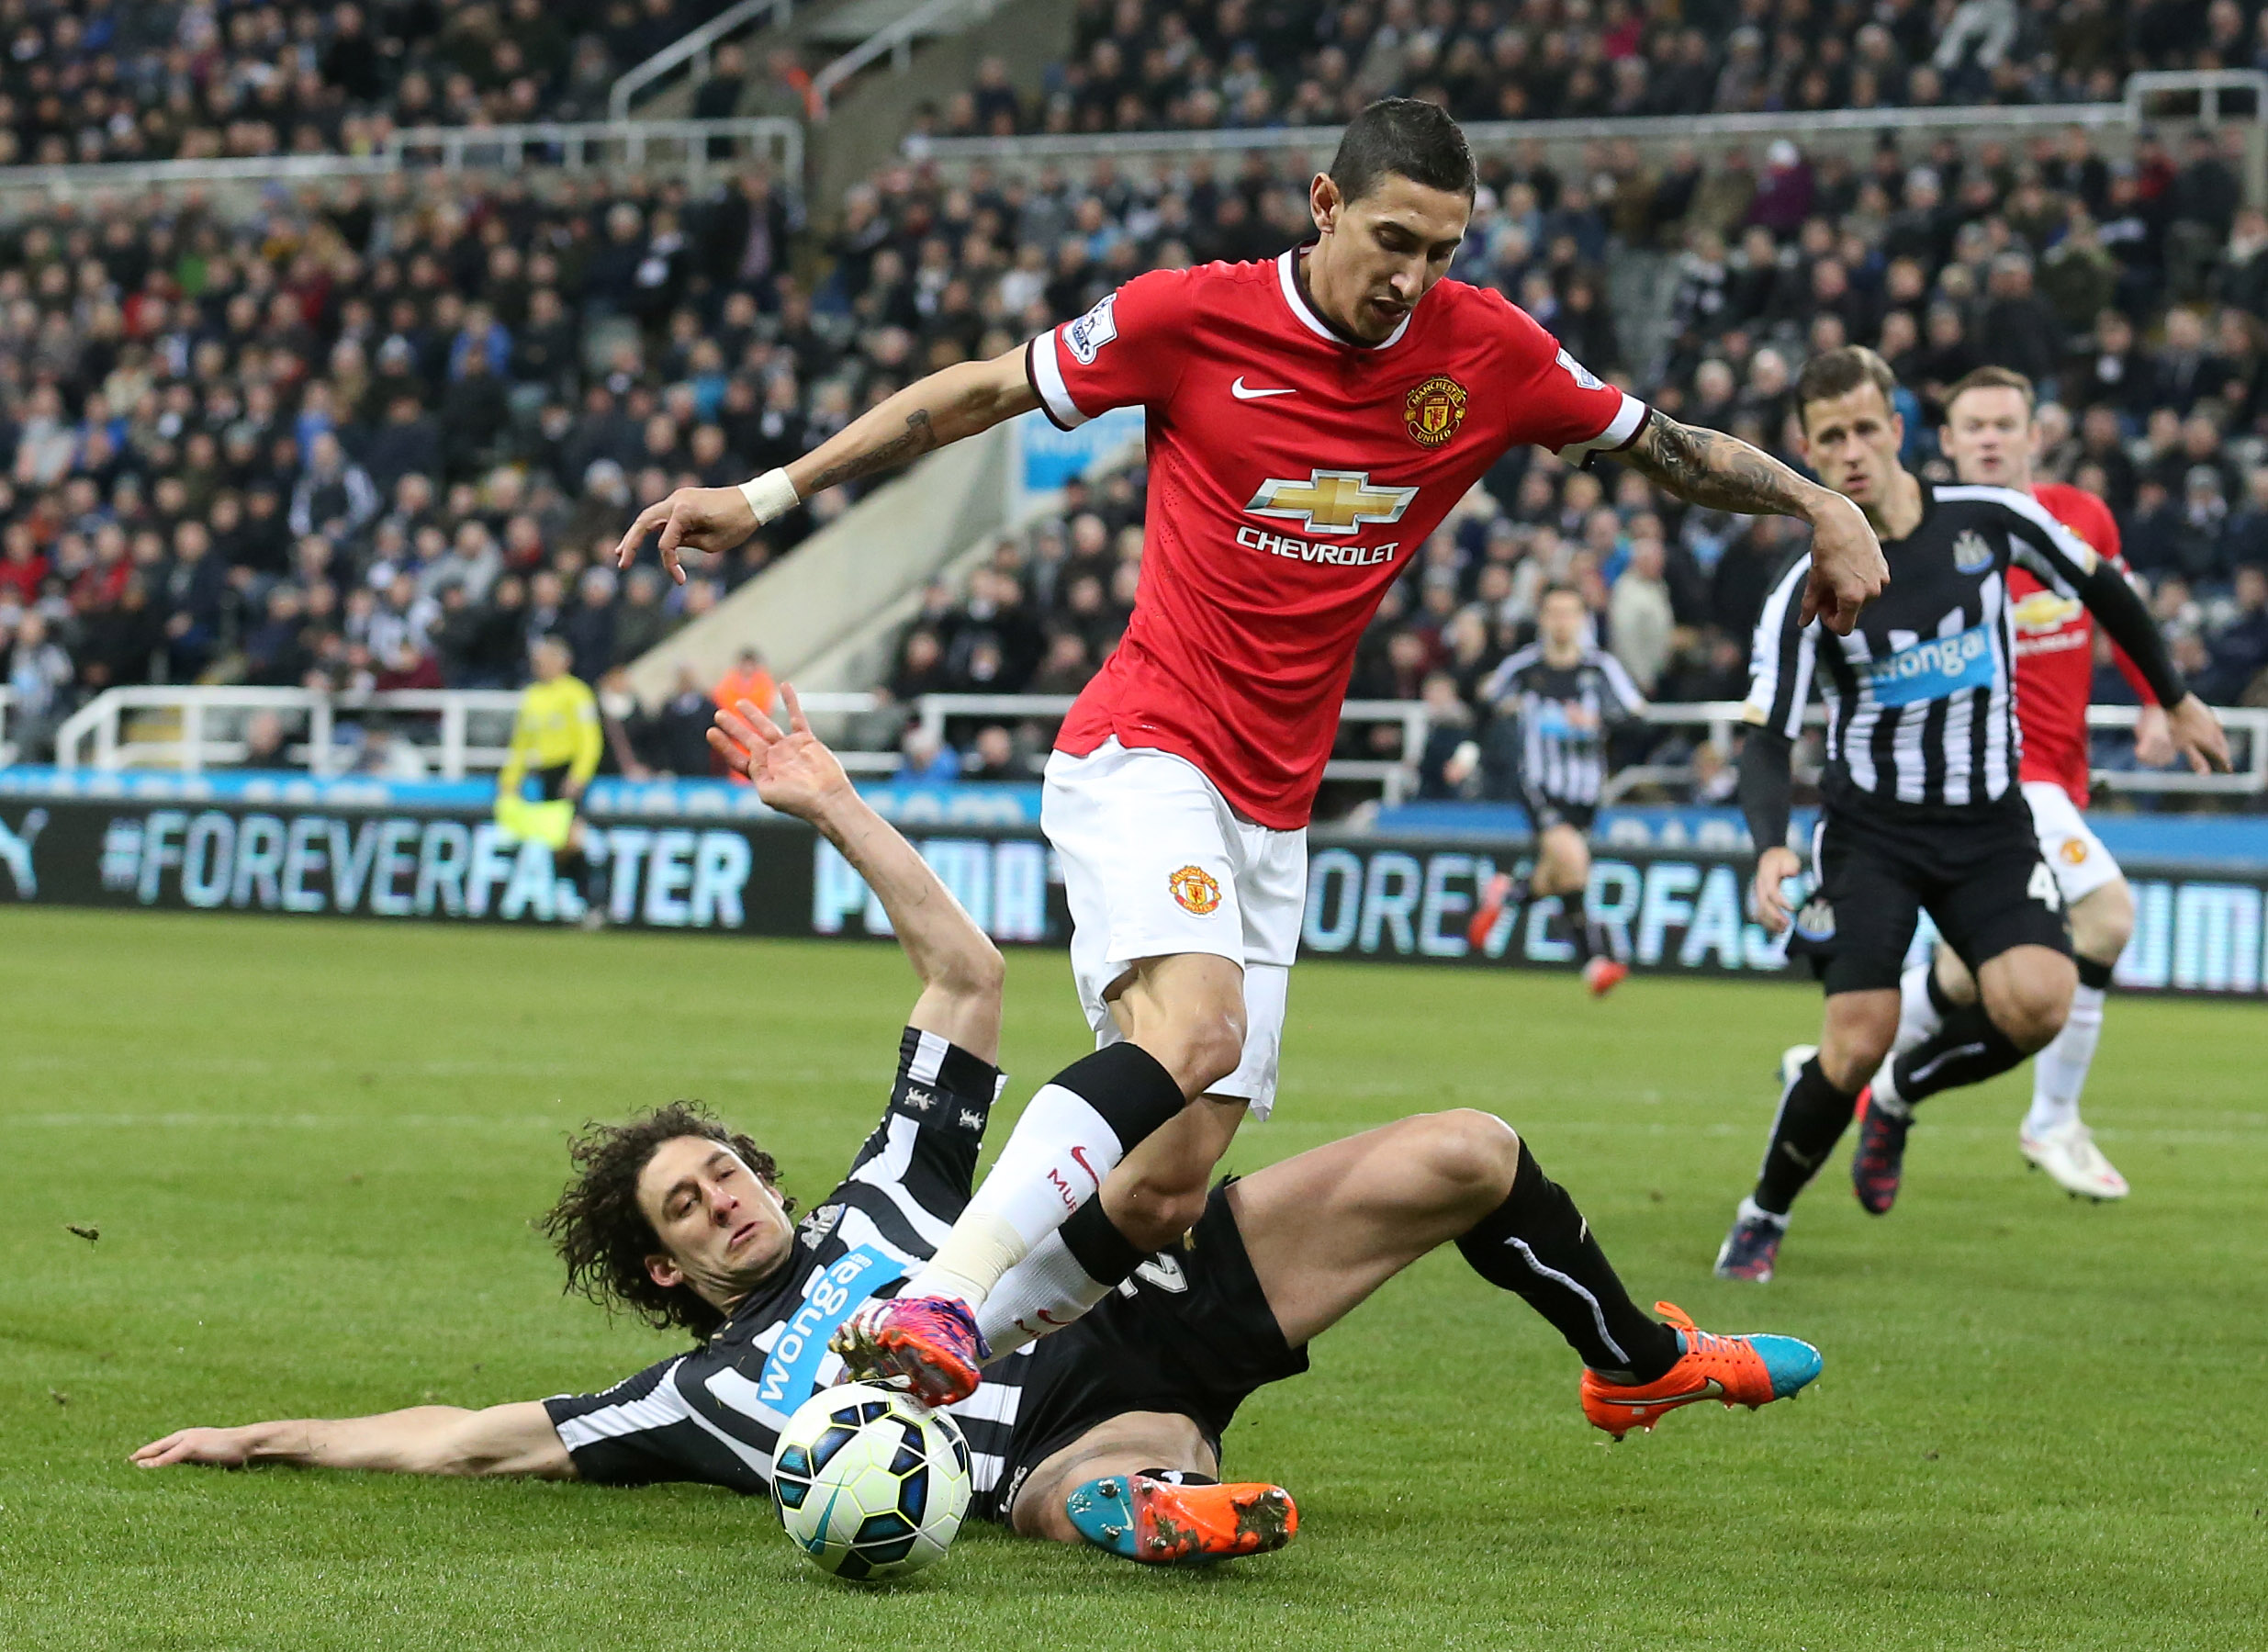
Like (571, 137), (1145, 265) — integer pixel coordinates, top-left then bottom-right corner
(829, 1296), (989, 1407)
(1579, 1302), (1822, 1439)
(1066, 1474), (1298, 1564)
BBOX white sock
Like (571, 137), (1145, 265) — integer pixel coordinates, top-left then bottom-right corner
(1894, 961), (1942, 1056)
(2026, 982), (2105, 1138)
(903, 1081), (1118, 1309)
(1737, 1195), (1788, 1231)
(974, 1231), (1117, 1360)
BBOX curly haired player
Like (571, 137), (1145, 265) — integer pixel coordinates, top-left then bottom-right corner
(136, 692), (1824, 1565)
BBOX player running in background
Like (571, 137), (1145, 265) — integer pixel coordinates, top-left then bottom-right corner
(1714, 348), (2228, 1283)
(1875, 366), (2184, 1203)
(1466, 583), (1645, 996)
(617, 98), (1888, 1402)
(135, 693), (1825, 1565)
(496, 635), (606, 924)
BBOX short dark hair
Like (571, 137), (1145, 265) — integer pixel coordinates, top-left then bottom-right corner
(539, 1102), (794, 1339)
(1539, 581), (1587, 606)
(1794, 344), (1900, 419)
(1942, 365), (2037, 416)
(1327, 97), (1476, 206)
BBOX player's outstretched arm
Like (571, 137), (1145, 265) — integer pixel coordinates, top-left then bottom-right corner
(131, 1401), (574, 1478)
(1611, 414), (1888, 635)
(711, 685), (1004, 1062)
(614, 344), (1040, 584)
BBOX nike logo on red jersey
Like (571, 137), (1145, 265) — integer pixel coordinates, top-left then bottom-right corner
(1229, 376), (1297, 400)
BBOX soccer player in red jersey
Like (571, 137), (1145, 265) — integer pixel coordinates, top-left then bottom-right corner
(617, 99), (1888, 1404)
(1870, 366), (2183, 1202)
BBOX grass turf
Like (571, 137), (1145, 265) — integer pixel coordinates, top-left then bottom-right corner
(2, 906), (2263, 1650)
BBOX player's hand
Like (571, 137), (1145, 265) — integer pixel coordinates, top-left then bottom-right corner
(612, 485), (757, 587)
(1751, 844), (1804, 935)
(2166, 692), (2232, 775)
(131, 1427), (259, 1468)
(1802, 492), (1889, 635)
(708, 683), (852, 820)
(2131, 702), (2175, 767)
(562, 774), (587, 802)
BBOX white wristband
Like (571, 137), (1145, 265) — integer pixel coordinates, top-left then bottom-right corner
(737, 467), (800, 524)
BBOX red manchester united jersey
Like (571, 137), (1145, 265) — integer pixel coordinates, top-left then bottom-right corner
(1027, 250), (1646, 828)
(2012, 482), (2150, 807)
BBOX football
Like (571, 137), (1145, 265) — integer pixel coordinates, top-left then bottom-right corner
(771, 1381), (973, 1581)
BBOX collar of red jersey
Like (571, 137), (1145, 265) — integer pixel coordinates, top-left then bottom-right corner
(1277, 247), (1414, 352)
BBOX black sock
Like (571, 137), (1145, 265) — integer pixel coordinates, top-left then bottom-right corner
(1925, 966), (1961, 1017)
(1884, 1002), (2027, 1107)
(2077, 954), (2115, 992)
(1753, 1055), (1859, 1216)
(1132, 1467), (1217, 1487)
(1458, 1140), (1680, 1383)
(1060, 1195), (1145, 1288)
(1048, 1042), (1189, 1155)
(558, 847), (588, 889)
(1563, 891), (1596, 964)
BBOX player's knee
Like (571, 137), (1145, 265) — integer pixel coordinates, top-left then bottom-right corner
(2070, 881), (2134, 963)
(1109, 1178), (1210, 1253)
(1417, 1110), (1522, 1208)
(1170, 1005), (1247, 1095)
(1987, 968), (2072, 1052)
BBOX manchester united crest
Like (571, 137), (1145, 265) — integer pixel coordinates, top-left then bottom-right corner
(1168, 864), (1223, 915)
(1404, 376), (1469, 448)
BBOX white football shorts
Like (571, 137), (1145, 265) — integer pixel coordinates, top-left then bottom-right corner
(1040, 738), (1307, 1119)
(2022, 780), (2122, 905)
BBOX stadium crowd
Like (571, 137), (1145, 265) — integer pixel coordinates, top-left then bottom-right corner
(3, 21), (2267, 789)
(924, 0), (2255, 137)
(0, 0), (763, 168)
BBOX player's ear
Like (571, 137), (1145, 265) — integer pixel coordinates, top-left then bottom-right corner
(1310, 172), (1341, 235)
(646, 1253), (685, 1289)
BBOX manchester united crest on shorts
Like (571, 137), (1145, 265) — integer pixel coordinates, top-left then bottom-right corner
(1404, 376), (1468, 448)
(1168, 864), (1223, 915)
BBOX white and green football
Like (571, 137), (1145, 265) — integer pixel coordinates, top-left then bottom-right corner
(771, 1381), (972, 1581)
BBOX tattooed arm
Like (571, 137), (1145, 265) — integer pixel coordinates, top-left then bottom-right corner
(613, 344), (1039, 584)
(1611, 412), (1889, 634)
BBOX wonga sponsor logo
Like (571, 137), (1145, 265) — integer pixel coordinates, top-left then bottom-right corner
(1869, 624), (1996, 707)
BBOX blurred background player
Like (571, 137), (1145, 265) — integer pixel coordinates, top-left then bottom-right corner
(1718, 348), (2227, 1283)
(1873, 367), (2184, 1204)
(496, 635), (607, 926)
(1466, 582), (1646, 996)
(616, 99), (1887, 1403)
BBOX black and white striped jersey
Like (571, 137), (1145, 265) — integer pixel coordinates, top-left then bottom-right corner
(541, 1028), (1034, 1510)
(1479, 642), (1645, 806)
(1744, 483), (2116, 812)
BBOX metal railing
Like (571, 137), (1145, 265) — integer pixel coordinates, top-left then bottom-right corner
(905, 71), (2268, 199)
(611, 0), (800, 122)
(812, 0), (1000, 115)
(0, 118), (803, 199)
(45, 686), (2266, 806)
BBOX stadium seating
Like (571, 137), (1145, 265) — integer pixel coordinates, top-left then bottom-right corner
(3, 6), (2266, 787)
(924, 0), (2254, 138)
(0, 0), (741, 167)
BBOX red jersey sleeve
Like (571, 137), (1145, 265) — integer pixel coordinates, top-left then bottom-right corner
(1026, 268), (1195, 430)
(1476, 288), (1650, 463)
(2039, 482), (2156, 705)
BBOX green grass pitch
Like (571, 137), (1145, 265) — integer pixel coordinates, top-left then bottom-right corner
(3, 906), (2264, 1650)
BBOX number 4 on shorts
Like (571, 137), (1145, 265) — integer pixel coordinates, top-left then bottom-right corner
(2027, 861), (2062, 911)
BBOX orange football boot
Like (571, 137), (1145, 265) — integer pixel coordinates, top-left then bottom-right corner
(1583, 956), (1630, 996)
(1065, 1474), (1298, 1564)
(1579, 1302), (1822, 1439)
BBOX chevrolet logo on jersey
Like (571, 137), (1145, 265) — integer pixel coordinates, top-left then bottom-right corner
(1246, 469), (1419, 537)
(2009, 589), (2083, 634)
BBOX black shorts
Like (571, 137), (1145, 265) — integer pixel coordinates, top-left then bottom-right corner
(1789, 792), (2072, 995)
(1521, 786), (1596, 836)
(982, 1179), (1308, 1524)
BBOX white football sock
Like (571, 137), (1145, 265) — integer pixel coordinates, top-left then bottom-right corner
(904, 1043), (1185, 1312)
(1894, 961), (1943, 1056)
(974, 1231), (1117, 1361)
(2026, 982), (2105, 1139)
